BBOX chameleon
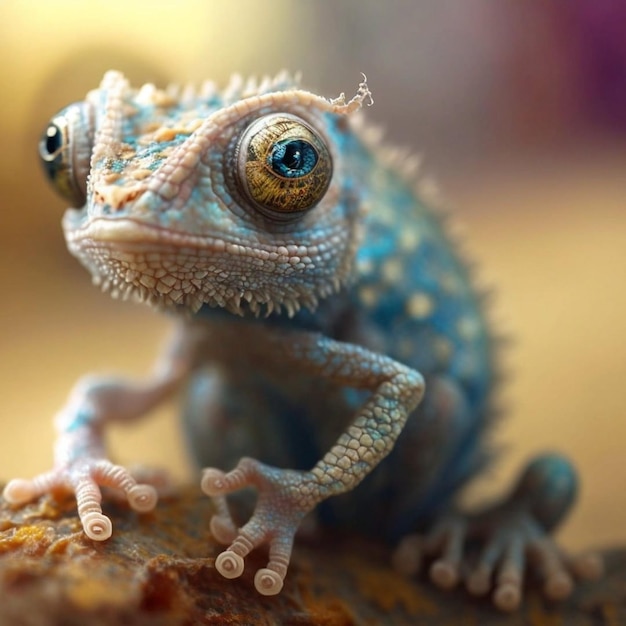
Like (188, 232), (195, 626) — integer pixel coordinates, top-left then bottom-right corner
(3, 70), (601, 610)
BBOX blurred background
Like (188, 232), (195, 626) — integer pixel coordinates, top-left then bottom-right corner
(0, 1), (624, 551)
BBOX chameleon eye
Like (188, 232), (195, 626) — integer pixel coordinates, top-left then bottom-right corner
(236, 113), (332, 219)
(39, 102), (93, 207)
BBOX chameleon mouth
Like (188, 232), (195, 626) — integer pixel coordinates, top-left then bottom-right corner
(64, 216), (231, 249)
(63, 217), (338, 316)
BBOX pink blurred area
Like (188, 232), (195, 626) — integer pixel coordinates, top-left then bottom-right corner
(0, 1), (624, 551)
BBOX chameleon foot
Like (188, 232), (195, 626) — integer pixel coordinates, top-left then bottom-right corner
(4, 460), (158, 541)
(201, 457), (317, 595)
(393, 512), (601, 611)
(392, 454), (603, 611)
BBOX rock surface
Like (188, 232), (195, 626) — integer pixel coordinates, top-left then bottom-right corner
(0, 485), (624, 625)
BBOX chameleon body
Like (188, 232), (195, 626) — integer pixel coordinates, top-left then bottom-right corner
(4, 71), (600, 609)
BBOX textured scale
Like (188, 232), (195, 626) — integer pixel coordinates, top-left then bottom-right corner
(8, 70), (598, 609)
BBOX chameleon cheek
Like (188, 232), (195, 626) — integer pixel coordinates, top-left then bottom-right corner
(235, 113), (332, 220)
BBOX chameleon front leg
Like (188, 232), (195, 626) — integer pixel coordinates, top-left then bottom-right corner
(3, 323), (195, 541)
(201, 330), (425, 595)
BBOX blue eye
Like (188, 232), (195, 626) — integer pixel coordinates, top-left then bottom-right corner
(269, 139), (319, 178)
(236, 113), (332, 217)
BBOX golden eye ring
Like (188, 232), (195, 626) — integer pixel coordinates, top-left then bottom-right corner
(236, 113), (332, 219)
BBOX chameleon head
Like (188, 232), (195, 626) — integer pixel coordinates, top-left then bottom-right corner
(39, 70), (372, 316)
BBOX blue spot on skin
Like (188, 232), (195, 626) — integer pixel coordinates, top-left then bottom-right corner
(65, 409), (94, 433)
(110, 159), (125, 173)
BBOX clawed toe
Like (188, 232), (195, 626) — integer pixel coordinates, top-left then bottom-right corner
(544, 571), (573, 600)
(200, 468), (228, 496)
(493, 578), (522, 611)
(391, 534), (423, 576)
(466, 564), (493, 596)
(3, 479), (40, 505)
(127, 484), (158, 512)
(3, 472), (61, 505)
(254, 568), (284, 595)
(430, 559), (460, 589)
(81, 511), (113, 541)
(567, 550), (604, 580)
(210, 513), (238, 544)
(215, 550), (245, 579)
(427, 518), (465, 589)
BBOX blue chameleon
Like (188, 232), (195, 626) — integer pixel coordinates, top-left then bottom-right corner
(4, 70), (601, 610)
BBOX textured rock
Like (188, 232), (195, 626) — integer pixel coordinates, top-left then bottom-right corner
(0, 485), (624, 625)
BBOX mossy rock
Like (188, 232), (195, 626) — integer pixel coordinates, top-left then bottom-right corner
(0, 486), (624, 625)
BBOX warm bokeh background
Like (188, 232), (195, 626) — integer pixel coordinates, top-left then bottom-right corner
(1, 1), (625, 551)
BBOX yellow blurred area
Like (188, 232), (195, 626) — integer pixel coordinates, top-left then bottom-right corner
(2, 1), (213, 122)
(0, 1), (625, 553)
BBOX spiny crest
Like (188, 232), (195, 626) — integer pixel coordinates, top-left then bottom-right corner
(330, 73), (374, 112)
(348, 112), (431, 202)
(127, 70), (372, 127)
(162, 70), (303, 108)
(349, 99), (469, 251)
(349, 96), (507, 377)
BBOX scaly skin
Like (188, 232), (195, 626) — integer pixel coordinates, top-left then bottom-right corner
(4, 71), (601, 607)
